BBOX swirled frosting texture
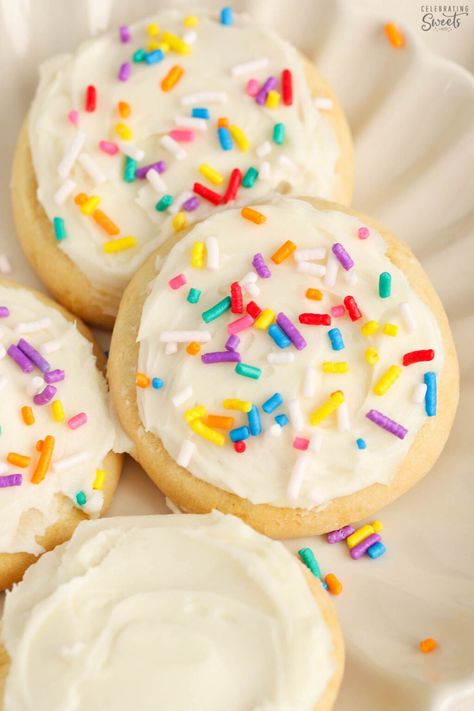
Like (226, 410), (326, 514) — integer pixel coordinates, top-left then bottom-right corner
(2, 512), (335, 710)
(29, 10), (339, 305)
(137, 198), (444, 508)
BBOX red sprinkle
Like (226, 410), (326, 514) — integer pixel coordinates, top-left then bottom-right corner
(234, 441), (246, 453)
(246, 301), (262, 319)
(403, 349), (435, 366)
(344, 295), (362, 321)
(85, 85), (97, 112)
(281, 68), (293, 105)
(193, 182), (222, 205)
(230, 281), (243, 314)
(223, 168), (242, 203)
(298, 313), (331, 326)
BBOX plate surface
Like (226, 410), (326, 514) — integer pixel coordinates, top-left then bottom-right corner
(0, 1), (473, 709)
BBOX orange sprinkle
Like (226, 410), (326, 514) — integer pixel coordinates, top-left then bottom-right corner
(271, 240), (296, 264)
(186, 341), (201, 356)
(31, 435), (55, 484)
(306, 288), (323, 301)
(135, 372), (150, 388)
(118, 100), (131, 118)
(384, 22), (405, 48)
(92, 209), (120, 236)
(21, 406), (35, 426)
(324, 573), (343, 595)
(7, 453), (31, 468)
(161, 65), (184, 92)
(206, 415), (235, 430)
(36, 440), (44, 452)
(217, 116), (229, 128)
(241, 207), (266, 224)
(74, 193), (88, 206)
(419, 638), (438, 653)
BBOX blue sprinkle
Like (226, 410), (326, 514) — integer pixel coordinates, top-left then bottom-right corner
(152, 378), (164, 389)
(262, 392), (283, 414)
(328, 327), (345, 351)
(356, 438), (367, 450)
(367, 542), (386, 559)
(229, 425), (250, 442)
(321, 579), (328, 590)
(275, 414), (289, 427)
(268, 324), (291, 349)
(192, 107), (210, 119)
(424, 371), (437, 417)
(247, 405), (262, 436)
(144, 49), (164, 65)
(220, 7), (233, 25)
(217, 126), (233, 151)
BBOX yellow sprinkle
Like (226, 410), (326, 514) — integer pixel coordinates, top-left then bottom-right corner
(183, 15), (199, 27)
(199, 163), (224, 185)
(309, 391), (344, 426)
(93, 469), (106, 490)
(347, 524), (380, 549)
(383, 322), (398, 336)
(190, 419), (225, 446)
(322, 362), (349, 374)
(147, 22), (160, 36)
(184, 405), (207, 423)
(373, 365), (402, 396)
(103, 236), (137, 253)
(80, 195), (101, 215)
(115, 123), (133, 141)
(365, 347), (379, 365)
(372, 520), (383, 533)
(223, 398), (252, 413)
(229, 125), (250, 152)
(51, 400), (64, 422)
(147, 39), (161, 51)
(191, 242), (205, 268)
(361, 320), (380, 336)
(161, 31), (191, 55)
(173, 211), (188, 232)
(254, 308), (275, 330)
(266, 90), (281, 108)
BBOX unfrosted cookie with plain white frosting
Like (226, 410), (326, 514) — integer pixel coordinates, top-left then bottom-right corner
(12, 8), (353, 328)
(0, 279), (122, 590)
(108, 197), (458, 538)
(0, 512), (344, 711)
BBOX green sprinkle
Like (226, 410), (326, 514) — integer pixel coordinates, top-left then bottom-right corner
(53, 217), (66, 241)
(272, 122), (285, 145)
(187, 287), (202, 304)
(123, 156), (137, 182)
(379, 271), (392, 298)
(202, 296), (231, 323)
(235, 363), (261, 380)
(298, 548), (321, 579)
(155, 194), (174, 211)
(133, 48), (146, 62)
(242, 166), (259, 188)
(75, 490), (87, 506)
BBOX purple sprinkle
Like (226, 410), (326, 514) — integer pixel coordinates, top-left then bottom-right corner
(0, 306), (9, 318)
(331, 243), (354, 271)
(119, 25), (131, 43)
(135, 161), (167, 179)
(118, 62), (131, 81)
(255, 76), (278, 105)
(366, 409), (408, 440)
(201, 351), (242, 364)
(350, 533), (382, 560)
(44, 368), (65, 384)
(252, 253), (272, 279)
(33, 384), (57, 405)
(182, 195), (200, 212)
(225, 334), (240, 352)
(7, 344), (34, 373)
(17, 339), (51, 373)
(276, 312), (307, 351)
(0, 474), (22, 488)
(327, 525), (356, 544)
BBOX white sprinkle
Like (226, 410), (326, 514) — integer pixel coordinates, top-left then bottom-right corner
(40, 339), (62, 355)
(344, 269), (358, 285)
(287, 453), (309, 500)
(259, 161), (271, 180)
(413, 382), (428, 404)
(182, 30), (197, 45)
(277, 154), (297, 172)
(288, 398), (305, 431)
(78, 152), (106, 184)
(256, 141), (272, 158)
(294, 248), (326, 262)
(177, 439), (196, 467)
(206, 236), (219, 270)
(399, 302), (417, 332)
(0, 344), (5, 360)
(313, 97), (333, 110)
(54, 179), (76, 205)
(117, 140), (145, 161)
(0, 375), (7, 392)
(309, 430), (323, 453)
(16, 317), (51, 334)
(160, 135), (187, 160)
(53, 451), (90, 473)
(82, 491), (104, 517)
(296, 261), (326, 277)
(267, 352), (295, 365)
(231, 57), (269, 77)
(243, 282), (260, 297)
(168, 190), (194, 215)
(240, 272), (258, 285)
(303, 366), (316, 398)
(26, 376), (45, 396)
(172, 386), (194, 408)
(146, 169), (168, 195)
(267, 423), (283, 438)
(174, 116), (208, 131)
(57, 131), (86, 178)
(324, 251), (339, 287)
(337, 402), (351, 432)
(165, 342), (178, 355)
(180, 91), (227, 106)
(160, 331), (211, 343)
(0, 254), (11, 274)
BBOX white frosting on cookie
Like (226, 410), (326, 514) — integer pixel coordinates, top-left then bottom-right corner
(2, 512), (336, 710)
(0, 285), (117, 554)
(29, 10), (340, 308)
(136, 198), (444, 509)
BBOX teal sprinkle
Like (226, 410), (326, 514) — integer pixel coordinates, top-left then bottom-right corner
(75, 491), (87, 506)
(202, 296), (231, 323)
(379, 271), (392, 298)
(53, 217), (66, 241)
(133, 48), (146, 62)
(155, 194), (174, 211)
(272, 122), (285, 145)
(235, 363), (261, 380)
(187, 288), (202, 304)
(123, 156), (137, 182)
(298, 548), (322, 579)
(242, 166), (259, 188)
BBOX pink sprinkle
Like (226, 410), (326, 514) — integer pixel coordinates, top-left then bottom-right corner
(68, 110), (79, 125)
(331, 305), (346, 318)
(246, 78), (259, 96)
(169, 273), (187, 290)
(99, 140), (119, 155)
(227, 314), (254, 335)
(169, 129), (195, 142)
(358, 226), (370, 240)
(293, 436), (309, 451)
(68, 412), (87, 430)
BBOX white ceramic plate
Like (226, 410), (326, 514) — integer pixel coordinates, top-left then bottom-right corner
(0, 1), (473, 709)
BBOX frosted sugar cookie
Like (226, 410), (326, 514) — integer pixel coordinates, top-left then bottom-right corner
(12, 8), (353, 327)
(108, 197), (458, 538)
(0, 512), (344, 710)
(0, 279), (122, 589)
